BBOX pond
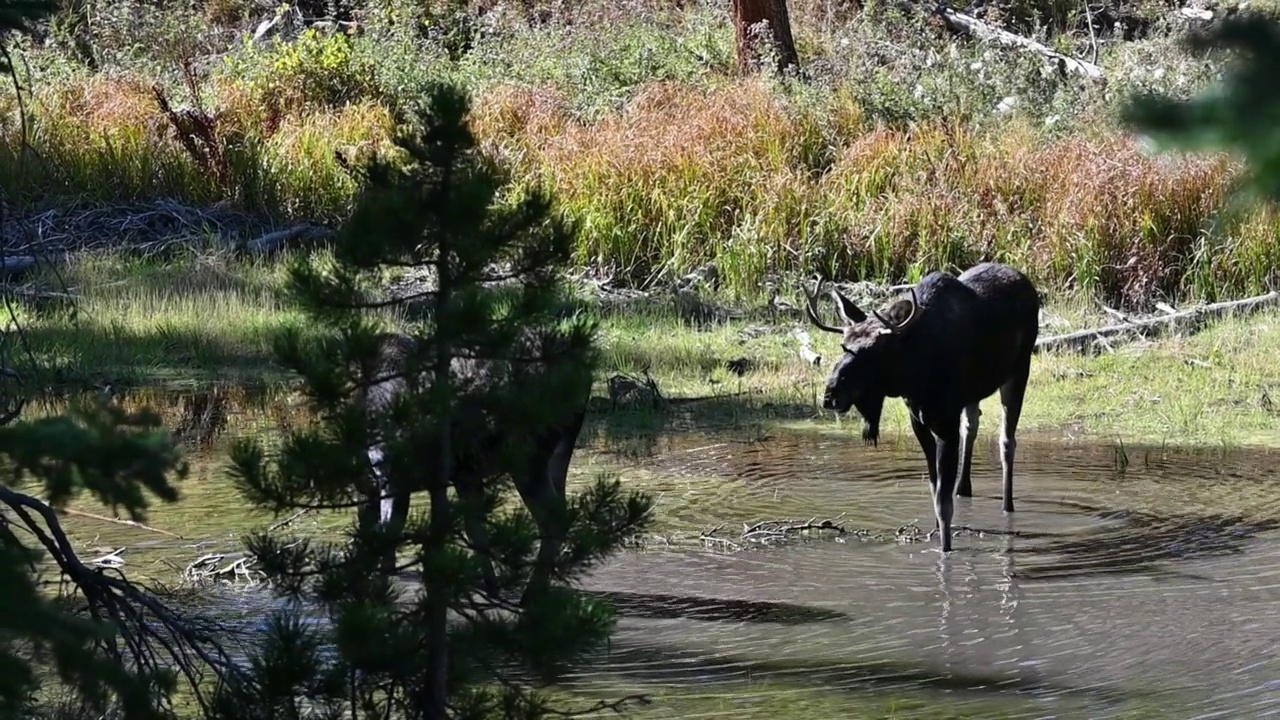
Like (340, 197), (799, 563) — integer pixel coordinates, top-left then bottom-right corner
(45, 390), (1280, 719)
(561, 429), (1280, 718)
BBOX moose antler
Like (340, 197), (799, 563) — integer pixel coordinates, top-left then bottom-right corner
(874, 287), (922, 335)
(803, 275), (845, 335)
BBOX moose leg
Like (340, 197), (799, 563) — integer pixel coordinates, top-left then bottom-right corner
(518, 417), (582, 609)
(957, 403), (981, 498)
(362, 443), (409, 576)
(929, 414), (962, 552)
(452, 475), (502, 597)
(381, 485), (411, 576)
(998, 358), (1031, 514)
(908, 407), (938, 489)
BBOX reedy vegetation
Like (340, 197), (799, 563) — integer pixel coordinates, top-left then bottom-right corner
(4, 0), (1279, 304)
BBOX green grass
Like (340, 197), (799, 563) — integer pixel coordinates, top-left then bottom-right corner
(12, 248), (306, 389)
(554, 677), (1187, 720)
(624, 303), (1280, 448)
(13, 251), (1280, 449)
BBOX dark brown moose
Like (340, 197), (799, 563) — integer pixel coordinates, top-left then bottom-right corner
(354, 329), (591, 605)
(805, 262), (1041, 552)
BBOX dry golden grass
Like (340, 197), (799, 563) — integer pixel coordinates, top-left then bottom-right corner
(5, 69), (1271, 303)
(475, 78), (1260, 303)
(4, 70), (394, 221)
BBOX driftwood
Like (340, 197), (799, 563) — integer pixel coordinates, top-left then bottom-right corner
(61, 508), (184, 539)
(933, 2), (1105, 81)
(183, 552), (266, 586)
(791, 327), (821, 367)
(87, 547), (127, 569)
(1035, 291), (1280, 355)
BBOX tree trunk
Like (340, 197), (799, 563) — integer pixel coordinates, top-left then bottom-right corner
(731, 0), (800, 75)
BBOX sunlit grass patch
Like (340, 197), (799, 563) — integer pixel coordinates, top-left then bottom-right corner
(554, 672), (1184, 719)
(13, 249), (306, 388)
(609, 299), (1280, 449)
(0, 70), (393, 220)
(475, 79), (1265, 303)
(1025, 308), (1280, 447)
(14, 247), (1280, 449)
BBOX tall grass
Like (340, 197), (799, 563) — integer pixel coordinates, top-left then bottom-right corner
(3, 0), (1278, 303)
(474, 78), (1274, 303)
(1, 65), (393, 222)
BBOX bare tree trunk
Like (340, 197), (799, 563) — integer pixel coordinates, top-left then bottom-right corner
(731, 0), (801, 75)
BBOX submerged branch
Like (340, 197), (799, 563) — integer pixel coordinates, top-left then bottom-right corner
(0, 486), (247, 710)
(60, 508), (183, 539)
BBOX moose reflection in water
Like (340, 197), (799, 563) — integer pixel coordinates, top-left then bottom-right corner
(804, 262), (1041, 553)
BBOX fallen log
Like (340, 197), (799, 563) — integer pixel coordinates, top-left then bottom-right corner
(0, 224), (335, 286)
(1034, 290), (1280, 355)
(237, 223), (334, 257)
(933, 3), (1105, 81)
(0, 256), (39, 281)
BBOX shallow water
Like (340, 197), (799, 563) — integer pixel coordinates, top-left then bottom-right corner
(52, 389), (1280, 718)
(564, 430), (1280, 718)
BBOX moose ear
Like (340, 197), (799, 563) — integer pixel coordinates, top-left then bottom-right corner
(830, 289), (867, 325)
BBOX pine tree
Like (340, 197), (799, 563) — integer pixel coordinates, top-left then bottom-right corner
(223, 82), (655, 719)
(0, 401), (208, 720)
(1123, 12), (1280, 202)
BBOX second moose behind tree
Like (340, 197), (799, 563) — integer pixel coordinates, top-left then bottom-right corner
(805, 262), (1041, 552)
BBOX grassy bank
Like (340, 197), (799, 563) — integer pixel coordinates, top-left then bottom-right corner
(13, 250), (1280, 449)
(4, 0), (1280, 304)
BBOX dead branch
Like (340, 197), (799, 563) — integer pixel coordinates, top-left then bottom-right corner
(0, 200), (297, 269)
(933, 2), (1105, 81)
(183, 552), (267, 587)
(0, 486), (248, 712)
(607, 370), (663, 409)
(267, 508), (310, 532)
(700, 515), (849, 551)
(60, 508), (184, 539)
(791, 327), (821, 367)
(1098, 302), (1130, 323)
(87, 547), (126, 569)
(698, 524), (744, 552)
(1035, 290), (1280, 355)
(741, 514), (848, 545)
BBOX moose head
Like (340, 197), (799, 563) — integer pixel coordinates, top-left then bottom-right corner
(804, 279), (923, 446)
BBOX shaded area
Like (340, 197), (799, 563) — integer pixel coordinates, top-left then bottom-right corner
(1010, 509), (1280, 581)
(18, 320), (295, 389)
(574, 638), (1155, 715)
(585, 589), (849, 624)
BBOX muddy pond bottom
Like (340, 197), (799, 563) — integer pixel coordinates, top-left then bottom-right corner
(567, 428), (1280, 719)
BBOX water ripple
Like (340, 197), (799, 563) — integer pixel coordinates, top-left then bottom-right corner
(577, 428), (1280, 718)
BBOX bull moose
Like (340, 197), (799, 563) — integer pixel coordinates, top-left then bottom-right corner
(804, 262), (1041, 552)
(354, 329), (591, 605)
